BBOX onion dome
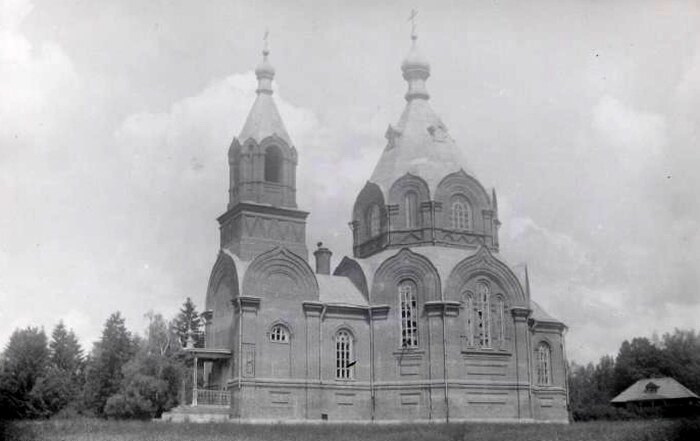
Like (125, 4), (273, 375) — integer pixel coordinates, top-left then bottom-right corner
(255, 48), (275, 95)
(401, 35), (430, 101)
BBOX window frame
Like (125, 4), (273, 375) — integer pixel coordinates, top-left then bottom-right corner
(449, 197), (471, 231)
(335, 329), (354, 380)
(537, 342), (552, 385)
(269, 324), (290, 344)
(399, 280), (419, 349)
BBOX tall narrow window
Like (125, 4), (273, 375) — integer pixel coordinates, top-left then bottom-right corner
(368, 205), (381, 238)
(476, 282), (491, 348)
(269, 324), (289, 343)
(264, 145), (283, 183)
(464, 293), (474, 347)
(496, 296), (505, 349)
(450, 199), (470, 230)
(537, 342), (552, 385)
(335, 330), (353, 380)
(399, 281), (419, 348)
(404, 191), (418, 228)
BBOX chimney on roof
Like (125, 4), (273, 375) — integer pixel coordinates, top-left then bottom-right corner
(313, 242), (332, 275)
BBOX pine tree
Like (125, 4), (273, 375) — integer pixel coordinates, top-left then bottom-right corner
(172, 298), (203, 348)
(83, 312), (135, 415)
(49, 321), (84, 376)
(30, 321), (86, 415)
(0, 327), (49, 418)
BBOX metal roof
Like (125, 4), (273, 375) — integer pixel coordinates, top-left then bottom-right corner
(611, 377), (700, 403)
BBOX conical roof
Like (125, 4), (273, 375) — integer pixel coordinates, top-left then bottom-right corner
(369, 99), (470, 194)
(369, 36), (471, 194)
(238, 49), (292, 146)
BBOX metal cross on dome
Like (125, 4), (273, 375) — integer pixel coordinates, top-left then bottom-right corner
(408, 9), (418, 39)
(263, 29), (269, 53)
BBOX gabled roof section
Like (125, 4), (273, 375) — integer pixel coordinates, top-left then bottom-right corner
(611, 377), (700, 403)
(530, 300), (562, 324)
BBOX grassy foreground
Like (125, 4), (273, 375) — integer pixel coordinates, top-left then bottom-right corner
(2, 417), (699, 441)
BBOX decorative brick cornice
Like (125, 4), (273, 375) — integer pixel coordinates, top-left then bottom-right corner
(510, 306), (532, 321)
(424, 300), (461, 317)
(232, 296), (261, 313)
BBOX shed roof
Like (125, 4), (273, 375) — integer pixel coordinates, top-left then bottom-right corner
(317, 274), (368, 307)
(611, 377), (700, 403)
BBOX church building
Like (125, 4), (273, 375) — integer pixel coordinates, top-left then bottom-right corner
(193, 32), (569, 423)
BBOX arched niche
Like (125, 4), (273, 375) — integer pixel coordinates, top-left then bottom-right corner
(388, 173), (430, 229)
(434, 170), (492, 233)
(264, 144), (283, 183)
(352, 182), (386, 244)
(371, 248), (441, 305)
(444, 247), (526, 307)
(205, 252), (240, 348)
(242, 247), (319, 301)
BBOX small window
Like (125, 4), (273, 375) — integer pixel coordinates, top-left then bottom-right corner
(537, 342), (552, 385)
(404, 191), (418, 228)
(450, 198), (470, 230)
(399, 281), (419, 348)
(335, 330), (354, 380)
(264, 145), (283, 183)
(367, 205), (381, 238)
(645, 382), (659, 394)
(270, 324), (289, 343)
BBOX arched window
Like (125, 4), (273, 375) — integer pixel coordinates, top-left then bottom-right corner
(269, 324), (289, 343)
(476, 281), (491, 348)
(464, 293), (474, 347)
(450, 198), (470, 230)
(537, 342), (552, 385)
(264, 145), (283, 183)
(367, 205), (381, 238)
(404, 191), (418, 228)
(335, 330), (354, 380)
(399, 281), (419, 348)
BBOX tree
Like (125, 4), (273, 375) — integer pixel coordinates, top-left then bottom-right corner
(0, 327), (49, 418)
(172, 298), (203, 348)
(31, 322), (85, 415)
(659, 329), (700, 395)
(83, 312), (135, 415)
(49, 321), (84, 376)
(104, 313), (184, 419)
(613, 337), (665, 394)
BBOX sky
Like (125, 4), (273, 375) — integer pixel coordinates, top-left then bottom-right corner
(1, 0), (699, 365)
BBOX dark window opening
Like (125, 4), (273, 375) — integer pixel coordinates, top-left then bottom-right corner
(264, 145), (283, 183)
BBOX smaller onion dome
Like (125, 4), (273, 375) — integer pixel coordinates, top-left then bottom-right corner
(401, 35), (431, 74)
(255, 49), (275, 79)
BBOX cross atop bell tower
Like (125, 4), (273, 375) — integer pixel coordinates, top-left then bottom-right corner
(219, 36), (309, 261)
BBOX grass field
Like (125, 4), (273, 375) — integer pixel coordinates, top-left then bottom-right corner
(2, 418), (699, 441)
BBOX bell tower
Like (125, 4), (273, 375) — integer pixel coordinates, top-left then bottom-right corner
(219, 44), (309, 261)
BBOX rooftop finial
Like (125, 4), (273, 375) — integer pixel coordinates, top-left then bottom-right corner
(263, 29), (270, 56)
(255, 29), (275, 94)
(408, 9), (418, 42)
(401, 9), (430, 101)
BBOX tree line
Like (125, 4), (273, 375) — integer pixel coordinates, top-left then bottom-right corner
(568, 329), (700, 420)
(2, 300), (698, 421)
(0, 298), (203, 420)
